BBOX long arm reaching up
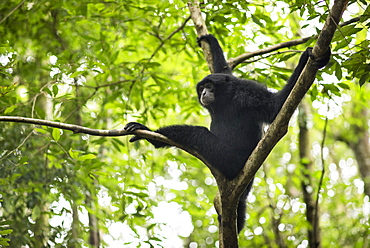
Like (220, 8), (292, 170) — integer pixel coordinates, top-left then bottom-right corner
(198, 34), (232, 74)
(271, 47), (331, 122)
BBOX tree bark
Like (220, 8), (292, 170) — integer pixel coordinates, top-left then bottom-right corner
(298, 103), (321, 248)
(350, 125), (370, 197)
(187, 1), (214, 73)
(340, 107), (370, 197)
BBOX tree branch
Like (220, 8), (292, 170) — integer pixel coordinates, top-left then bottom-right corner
(0, 116), (128, 136)
(229, 36), (313, 69)
(188, 2), (359, 75)
(229, 15), (361, 69)
(149, 15), (192, 60)
(189, 2), (348, 246)
(0, 0), (26, 25)
(232, 0), (349, 206)
(0, 116), (217, 176)
(187, 1), (215, 73)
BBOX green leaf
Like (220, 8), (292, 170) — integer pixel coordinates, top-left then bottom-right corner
(77, 154), (96, 161)
(337, 82), (350, 90)
(335, 61), (342, 80)
(52, 128), (61, 141)
(35, 128), (48, 134)
(69, 149), (80, 160)
(31, 205), (41, 220)
(70, 71), (85, 78)
(52, 84), (59, 96)
(4, 105), (17, 114)
(251, 14), (265, 28)
(0, 230), (12, 235)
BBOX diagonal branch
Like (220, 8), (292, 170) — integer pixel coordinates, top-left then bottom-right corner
(0, 0), (26, 25)
(232, 0), (349, 202)
(149, 15), (192, 60)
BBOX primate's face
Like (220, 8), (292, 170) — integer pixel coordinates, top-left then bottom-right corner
(197, 82), (215, 106)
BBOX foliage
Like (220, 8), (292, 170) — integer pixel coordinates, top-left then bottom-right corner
(0, 0), (369, 247)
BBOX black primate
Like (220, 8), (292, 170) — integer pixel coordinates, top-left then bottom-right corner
(125, 34), (330, 233)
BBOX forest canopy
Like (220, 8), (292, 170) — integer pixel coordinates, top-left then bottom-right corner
(0, 0), (369, 247)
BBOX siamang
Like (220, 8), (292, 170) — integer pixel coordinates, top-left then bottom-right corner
(125, 34), (330, 233)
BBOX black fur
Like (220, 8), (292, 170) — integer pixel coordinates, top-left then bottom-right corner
(125, 34), (330, 233)
(197, 35), (232, 74)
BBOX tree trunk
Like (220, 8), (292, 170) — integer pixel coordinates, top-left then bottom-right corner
(347, 107), (370, 197)
(298, 103), (322, 248)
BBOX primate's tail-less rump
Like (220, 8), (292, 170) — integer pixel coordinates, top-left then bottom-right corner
(125, 34), (331, 234)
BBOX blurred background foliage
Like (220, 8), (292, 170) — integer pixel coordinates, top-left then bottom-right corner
(0, 0), (369, 247)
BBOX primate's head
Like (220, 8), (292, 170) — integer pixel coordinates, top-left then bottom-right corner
(196, 74), (235, 107)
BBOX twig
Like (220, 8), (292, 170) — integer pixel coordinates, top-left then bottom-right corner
(315, 102), (330, 228)
(229, 15), (362, 69)
(0, 0), (26, 25)
(229, 36), (313, 69)
(149, 15), (192, 60)
(0, 130), (33, 162)
(85, 79), (136, 89)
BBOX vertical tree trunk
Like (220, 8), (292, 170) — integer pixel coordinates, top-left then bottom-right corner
(74, 85), (101, 247)
(88, 192), (100, 247)
(34, 203), (50, 247)
(350, 131), (370, 197)
(69, 204), (80, 248)
(34, 87), (53, 247)
(345, 107), (370, 197)
(298, 103), (322, 248)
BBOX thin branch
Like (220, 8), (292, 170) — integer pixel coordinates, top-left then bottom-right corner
(0, 116), (216, 175)
(299, 102), (321, 247)
(149, 15), (192, 60)
(229, 15), (362, 69)
(0, 116), (134, 136)
(339, 16), (361, 26)
(315, 102), (330, 226)
(262, 165), (287, 248)
(0, 0), (26, 25)
(85, 79), (136, 89)
(0, 130), (33, 162)
(229, 36), (313, 69)
(241, 49), (303, 64)
(63, 87), (98, 122)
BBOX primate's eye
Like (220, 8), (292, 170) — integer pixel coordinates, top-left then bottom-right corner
(205, 83), (214, 91)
